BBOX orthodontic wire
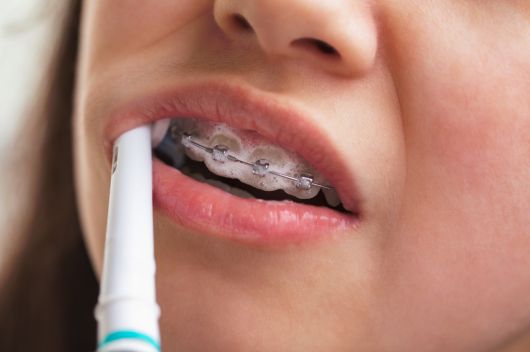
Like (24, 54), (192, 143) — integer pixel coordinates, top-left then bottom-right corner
(170, 127), (334, 191)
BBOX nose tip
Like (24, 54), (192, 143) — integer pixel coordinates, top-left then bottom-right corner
(214, 0), (378, 77)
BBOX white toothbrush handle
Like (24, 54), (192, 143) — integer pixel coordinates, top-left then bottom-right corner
(95, 126), (161, 352)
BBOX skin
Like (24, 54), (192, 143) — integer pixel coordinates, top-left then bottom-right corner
(73, 1), (530, 351)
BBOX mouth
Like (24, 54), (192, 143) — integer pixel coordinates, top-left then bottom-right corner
(104, 80), (362, 245)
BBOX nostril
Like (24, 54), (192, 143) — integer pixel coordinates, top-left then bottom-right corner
(231, 14), (253, 33)
(291, 38), (340, 58)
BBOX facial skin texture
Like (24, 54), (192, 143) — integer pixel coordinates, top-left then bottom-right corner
(73, 1), (530, 351)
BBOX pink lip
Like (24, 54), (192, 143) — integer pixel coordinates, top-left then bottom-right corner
(104, 80), (362, 245)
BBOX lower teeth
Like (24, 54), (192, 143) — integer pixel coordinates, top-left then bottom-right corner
(183, 166), (254, 199)
(179, 160), (346, 210)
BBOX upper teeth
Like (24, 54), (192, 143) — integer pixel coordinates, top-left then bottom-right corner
(153, 118), (342, 208)
(151, 118), (171, 147)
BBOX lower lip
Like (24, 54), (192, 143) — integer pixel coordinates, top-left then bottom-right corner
(153, 159), (359, 246)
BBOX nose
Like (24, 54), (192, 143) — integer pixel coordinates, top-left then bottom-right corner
(214, 0), (378, 77)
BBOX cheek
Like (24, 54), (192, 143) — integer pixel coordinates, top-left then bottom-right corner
(419, 28), (530, 231)
(73, 102), (110, 276)
(401, 67), (530, 333)
(419, 69), (530, 219)
(378, 14), (530, 348)
(82, 0), (211, 65)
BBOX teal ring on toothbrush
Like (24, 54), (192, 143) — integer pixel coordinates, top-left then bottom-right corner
(99, 330), (160, 351)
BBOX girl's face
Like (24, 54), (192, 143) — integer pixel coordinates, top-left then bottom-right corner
(73, 1), (530, 351)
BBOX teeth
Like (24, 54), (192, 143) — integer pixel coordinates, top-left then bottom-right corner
(151, 118), (171, 146)
(181, 167), (256, 200)
(155, 118), (343, 208)
(204, 178), (231, 193)
(190, 170), (341, 206)
(323, 189), (341, 208)
(189, 172), (255, 199)
(153, 118), (186, 168)
(226, 187), (254, 199)
(187, 172), (205, 182)
(171, 118), (332, 200)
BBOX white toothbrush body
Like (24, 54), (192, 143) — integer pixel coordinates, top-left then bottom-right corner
(96, 126), (161, 352)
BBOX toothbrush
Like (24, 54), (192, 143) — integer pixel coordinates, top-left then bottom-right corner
(95, 125), (161, 352)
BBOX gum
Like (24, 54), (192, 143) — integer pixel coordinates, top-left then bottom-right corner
(170, 118), (330, 199)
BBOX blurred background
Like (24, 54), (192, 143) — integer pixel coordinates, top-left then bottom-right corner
(0, 1), (67, 264)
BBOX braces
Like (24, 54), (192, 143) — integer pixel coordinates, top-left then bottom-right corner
(170, 127), (334, 191)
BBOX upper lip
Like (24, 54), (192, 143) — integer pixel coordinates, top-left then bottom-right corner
(103, 79), (362, 214)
